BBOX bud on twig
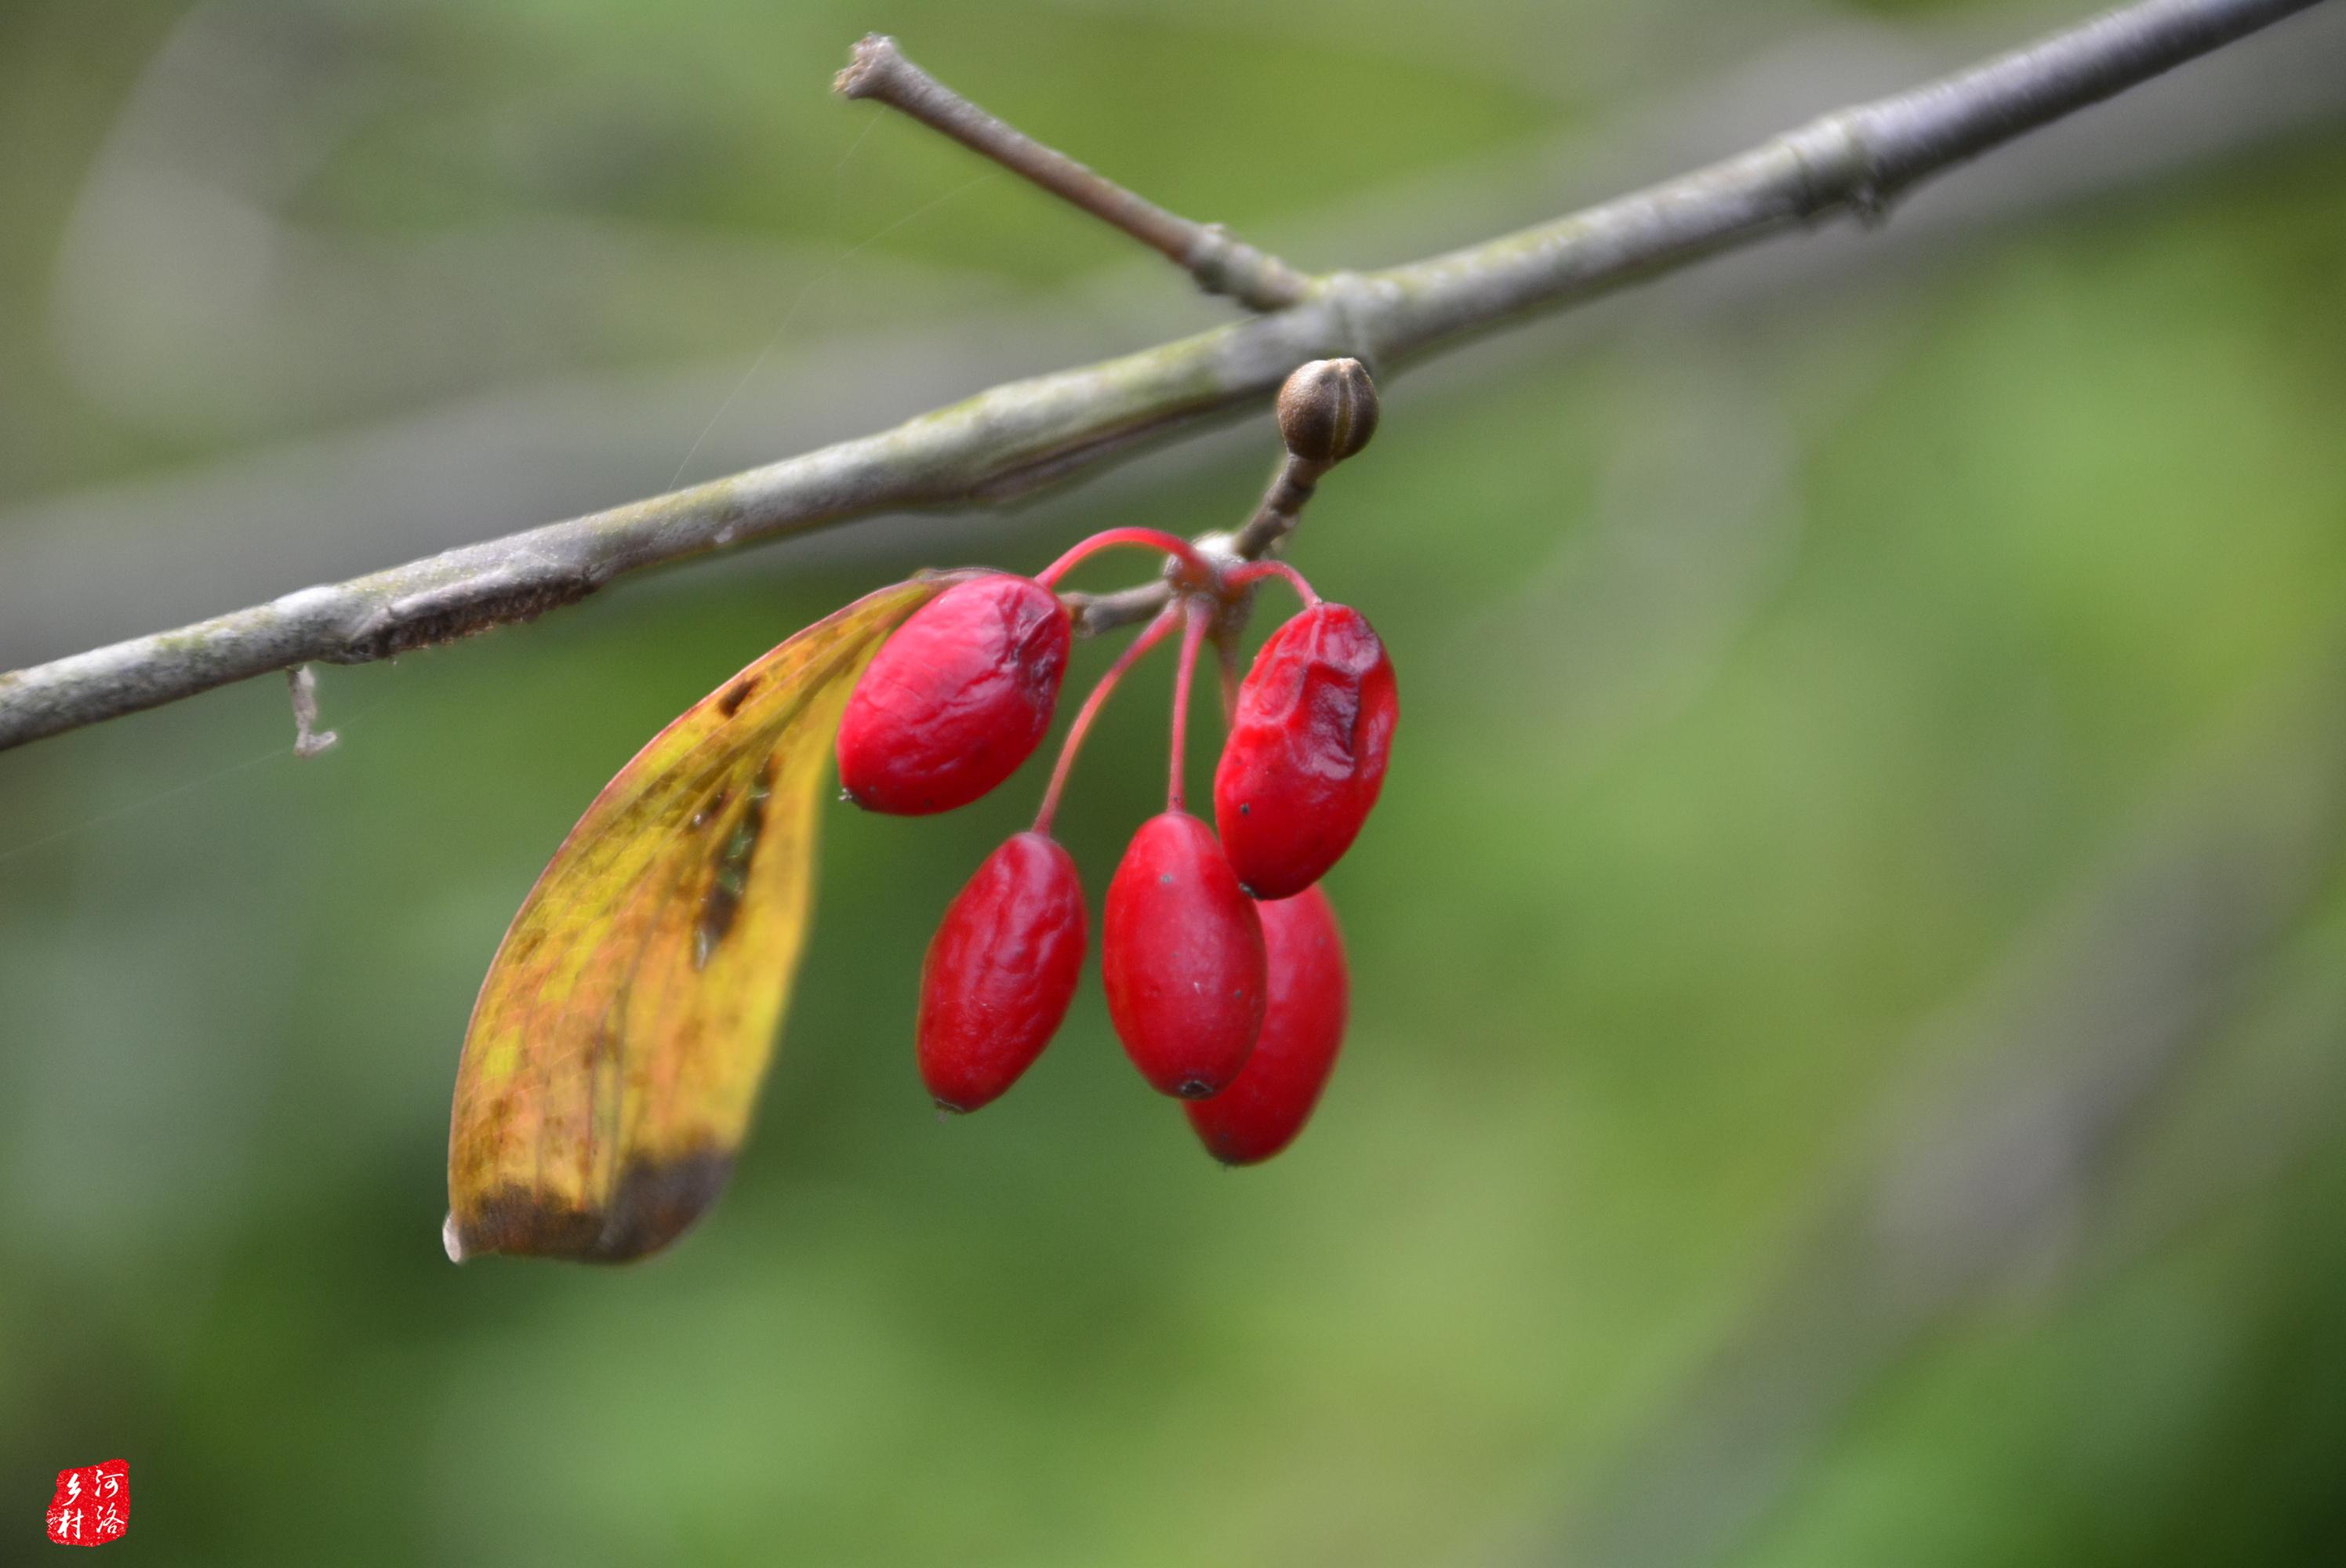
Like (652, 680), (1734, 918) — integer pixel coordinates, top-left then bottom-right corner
(1276, 358), (1379, 464)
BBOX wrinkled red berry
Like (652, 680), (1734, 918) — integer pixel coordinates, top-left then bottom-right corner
(1212, 603), (1397, 899)
(1184, 886), (1348, 1166)
(837, 574), (1072, 815)
(917, 833), (1087, 1112)
(1102, 811), (1266, 1098)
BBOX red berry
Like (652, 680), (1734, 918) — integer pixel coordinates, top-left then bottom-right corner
(1184, 886), (1348, 1166)
(917, 833), (1087, 1112)
(837, 574), (1072, 815)
(1102, 811), (1266, 1098)
(1212, 603), (1397, 899)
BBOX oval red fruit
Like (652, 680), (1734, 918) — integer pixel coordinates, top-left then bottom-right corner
(1102, 811), (1266, 1098)
(918, 833), (1088, 1112)
(1212, 603), (1397, 899)
(837, 574), (1072, 815)
(1184, 886), (1348, 1166)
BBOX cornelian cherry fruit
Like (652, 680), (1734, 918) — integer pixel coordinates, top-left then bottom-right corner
(1184, 885), (1348, 1166)
(1102, 810), (1266, 1099)
(917, 832), (1087, 1112)
(841, 361), (1392, 1142)
(837, 573), (1071, 815)
(1213, 602), (1397, 899)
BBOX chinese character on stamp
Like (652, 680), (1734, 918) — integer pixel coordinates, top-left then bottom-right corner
(45, 1461), (129, 1548)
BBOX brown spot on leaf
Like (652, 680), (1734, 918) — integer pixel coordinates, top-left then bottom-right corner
(448, 1185), (604, 1262)
(694, 757), (774, 967)
(448, 1149), (736, 1263)
(594, 1150), (735, 1260)
(717, 678), (760, 718)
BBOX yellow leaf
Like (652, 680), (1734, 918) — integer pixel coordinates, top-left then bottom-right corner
(445, 578), (942, 1263)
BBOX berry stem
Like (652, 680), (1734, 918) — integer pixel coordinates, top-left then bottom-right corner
(1032, 603), (1182, 836)
(1166, 598), (1211, 814)
(1213, 628), (1242, 728)
(1036, 528), (1215, 591)
(1224, 560), (1321, 608)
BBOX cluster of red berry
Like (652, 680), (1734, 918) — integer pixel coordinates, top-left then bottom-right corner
(833, 359), (1394, 1164)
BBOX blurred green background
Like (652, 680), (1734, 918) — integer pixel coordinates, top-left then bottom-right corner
(4, 0), (2345, 1562)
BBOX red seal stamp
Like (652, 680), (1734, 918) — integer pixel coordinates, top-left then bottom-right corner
(44, 1460), (128, 1547)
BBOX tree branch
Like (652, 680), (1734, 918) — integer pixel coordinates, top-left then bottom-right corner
(833, 34), (1312, 311)
(0, 0), (2322, 755)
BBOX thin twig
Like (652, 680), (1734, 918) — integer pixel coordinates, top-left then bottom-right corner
(0, 0), (2324, 755)
(833, 34), (1312, 311)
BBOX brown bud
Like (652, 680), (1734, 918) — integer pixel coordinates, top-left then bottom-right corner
(1276, 358), (1379, 464)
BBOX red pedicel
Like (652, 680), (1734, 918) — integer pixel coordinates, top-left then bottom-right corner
(1213, 602), (1397, 899)
(837, 574), (1072, 815)
(917, 832), (1088, 1112)
(1184, 886), (1348, 1165)
(1102, 811), (1267, 1098)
